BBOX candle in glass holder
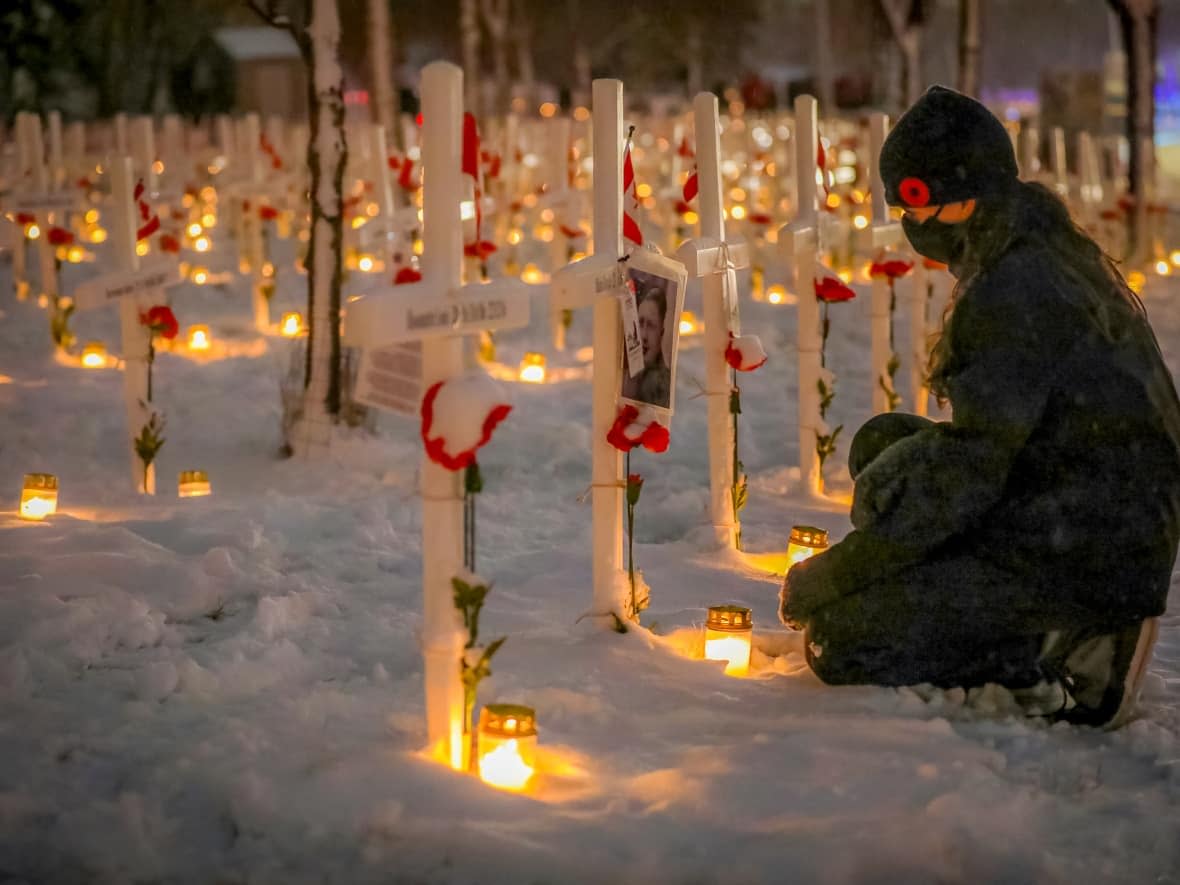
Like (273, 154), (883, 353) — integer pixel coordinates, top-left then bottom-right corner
(19, 473), (58, 520)
(518, 352), (547, 383)
(704, 604), (753, 676)
(81, 341), (107, 368)
(187, 325), (211, 351)
(787, 525), (829, 569)
(477, 703), (538, 791)
(177, 470), (211, 498)
(280, 312), (303, 337)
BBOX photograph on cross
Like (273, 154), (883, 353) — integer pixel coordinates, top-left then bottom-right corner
(618, 248), (686, 416)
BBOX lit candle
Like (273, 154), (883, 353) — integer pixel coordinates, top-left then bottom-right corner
(19, 473), (58, 520)
(478, 703), (538, 791)
(520, 263), (546, 284)
(177, 469), (211, 498)
(518, 352), (547, 383)
(786, 525), (829, 569)
(678, 310), (701, 336)
(187, 325), (211, 351)
(704, 604), (753, 676)
(767, 284), (786, 304)
(280, 312), (303, 337)
(81, 341), (107, 368)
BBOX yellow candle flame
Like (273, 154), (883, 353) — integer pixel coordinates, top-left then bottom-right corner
(19, 495), (55, 520)
(479, 739), (534, 791)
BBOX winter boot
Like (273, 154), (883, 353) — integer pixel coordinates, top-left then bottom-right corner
(1040, 618), (1160, 729)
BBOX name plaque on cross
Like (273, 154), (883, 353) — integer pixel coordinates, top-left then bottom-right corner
(74, 261), (182, 311)
(343, 281), (532, 348)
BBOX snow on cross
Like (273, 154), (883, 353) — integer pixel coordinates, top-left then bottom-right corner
(341, 61), (534, 772)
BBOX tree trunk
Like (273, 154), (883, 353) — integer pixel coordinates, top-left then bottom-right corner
(480, 0), (511, 115)
(1108, 0), (1158, 263)
(814, 0), (835, 111)
(512, 0), (536, 110)
(957, 0), (981, 96)
(297, 0), (347, 451)
(685, 22), (703, 98)
(368, 0), (397, 136)
(460, 0), (481, 114)
(879, 0), (927, 111)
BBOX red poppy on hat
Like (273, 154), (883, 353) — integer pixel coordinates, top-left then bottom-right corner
(898, 176), (930, 207)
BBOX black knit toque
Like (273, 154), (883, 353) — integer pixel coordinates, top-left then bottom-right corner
(879, 85), (1019, 209)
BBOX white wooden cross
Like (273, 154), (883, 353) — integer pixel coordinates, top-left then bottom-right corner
(867, 112), (906, 415)
(677, 91), (751, 548)
(15, 113), (65, 305)
(74, 157), (184, 494)
(341, 61), (534, 771)
(542, 115), (582, 351)
(550, 78), (630, 621)
(777, 94), (824, 498)
(1049, 126), (1069, 199)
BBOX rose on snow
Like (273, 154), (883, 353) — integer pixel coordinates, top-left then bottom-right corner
(420, 372), (513, 471)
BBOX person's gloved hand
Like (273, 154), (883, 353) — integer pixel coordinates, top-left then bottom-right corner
(779, 552), (835, 631)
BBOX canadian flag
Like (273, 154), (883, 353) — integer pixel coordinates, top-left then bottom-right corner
(622, 133), (643, 247)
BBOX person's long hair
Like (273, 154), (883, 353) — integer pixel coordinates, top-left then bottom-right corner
(927, 180), (1148, 403)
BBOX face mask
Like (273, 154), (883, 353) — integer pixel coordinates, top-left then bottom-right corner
(901, 214), (968, 268)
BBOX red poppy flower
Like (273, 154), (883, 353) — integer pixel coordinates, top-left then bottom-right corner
(674, 200), (693, 216)
(677, 137), (694, 158)
(139, 304), (179, 340)
(394, 266), (422, 285)
(47, 227), (74, 247)
(15, 213), (35, 225)
(870, 256), (913, 280)
(558, 224), (585, 240)
(747, 212), (774, 226)
(388, 155), (401, 171)
(76, 177), (92, 190)
(813, 275), (856, 303)
(607, 404), (670, 454)
(1117, 194), (1136, 212)
(259, 206), (279, 221)
(1099, 208), (1122, 221)
(464, 240), (497, 260)
(159, 234), (181, 254)
(898, 176), (930, 208)
(420, 375), (512, 471)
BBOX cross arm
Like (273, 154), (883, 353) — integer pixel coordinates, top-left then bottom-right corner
(550, 252), (627, 310)
(676, 235), (750, 278)
(870, 220), (904, 250)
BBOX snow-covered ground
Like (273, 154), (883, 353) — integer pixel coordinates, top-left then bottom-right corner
(1, 232), (1179, 885)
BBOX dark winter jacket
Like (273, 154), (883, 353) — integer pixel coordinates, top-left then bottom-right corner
(842, 243), (1180, 634)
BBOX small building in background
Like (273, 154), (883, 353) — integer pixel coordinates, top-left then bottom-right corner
(214, 27), (306, 119)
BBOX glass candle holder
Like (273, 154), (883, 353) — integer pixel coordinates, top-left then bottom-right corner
(19, 473), (58, 520)
(477, 703), (538, 791)
(280, 312), (303, 337)
(177, 470), (211, 498)
(705, 604), (753, 676)
(787, 525), (829, 569)
(187, 325), (211, 351)
(81, 341), (107, 368)
(518, 352), (547, 383)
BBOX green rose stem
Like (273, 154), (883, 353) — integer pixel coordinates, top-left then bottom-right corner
(464, 461), (482, 572)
